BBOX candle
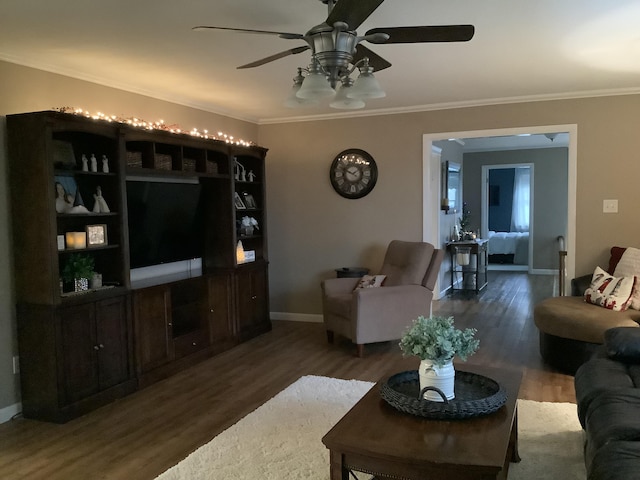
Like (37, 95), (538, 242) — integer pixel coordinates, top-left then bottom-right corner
(236, 240), (245, 263)
(65, 232), (86, 249)
(456, 253), (470, 266)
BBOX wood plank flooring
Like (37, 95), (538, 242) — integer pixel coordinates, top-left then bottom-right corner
(0, 272), (575, 480)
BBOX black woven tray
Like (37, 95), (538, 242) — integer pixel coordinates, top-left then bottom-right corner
(380, 370), (507, 419)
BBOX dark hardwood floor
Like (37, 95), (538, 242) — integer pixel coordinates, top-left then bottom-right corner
(0, 272), (574, 480)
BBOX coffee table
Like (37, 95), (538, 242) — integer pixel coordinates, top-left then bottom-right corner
(322, 364), (522, 480)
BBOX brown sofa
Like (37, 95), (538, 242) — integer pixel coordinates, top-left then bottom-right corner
(321, 240), (444, 357)
(534, 247), (640, 374)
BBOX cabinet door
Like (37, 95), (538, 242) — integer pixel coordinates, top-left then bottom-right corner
(208, 273), (234, 347)
(171, 277), (209, 358)
(59, 303), (99, 405)
(235, 264), (269, 340)
(95, 296), (131, 390)
(133, 285), (174, 373)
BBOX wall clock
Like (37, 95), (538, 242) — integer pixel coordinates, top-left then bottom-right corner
(329, 149), (378, 199)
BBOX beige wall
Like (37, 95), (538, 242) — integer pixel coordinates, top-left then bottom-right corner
(2, 60), (640, 410)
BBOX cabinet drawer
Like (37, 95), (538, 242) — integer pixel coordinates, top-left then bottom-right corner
(173, 330), (208, 359)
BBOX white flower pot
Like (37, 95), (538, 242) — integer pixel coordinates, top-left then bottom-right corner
(418, 359), (455, 402)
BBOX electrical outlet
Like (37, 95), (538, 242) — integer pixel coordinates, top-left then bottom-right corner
(12, 356), (19, 375)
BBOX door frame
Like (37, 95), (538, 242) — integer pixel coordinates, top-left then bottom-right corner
(423, 124), (577, 297)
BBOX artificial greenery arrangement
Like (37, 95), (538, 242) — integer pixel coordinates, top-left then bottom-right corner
(399, 316), (479, 367)
(61, 253), (95, 282)
(458, 202), (472, 235)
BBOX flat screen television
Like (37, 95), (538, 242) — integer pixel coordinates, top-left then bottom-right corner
(126, 177), (204, 270)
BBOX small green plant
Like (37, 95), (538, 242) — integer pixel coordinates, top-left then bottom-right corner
(399, 316), (479, 367)
(459, 202), (472, 233)
(61, 253), (95, 282)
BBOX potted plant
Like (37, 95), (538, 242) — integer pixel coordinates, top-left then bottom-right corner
(399, 316), (479, 401)
(61, 253), (95, 292)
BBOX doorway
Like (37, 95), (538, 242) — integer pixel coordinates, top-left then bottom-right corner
(482, 164), (533, 272)
(422, 125), (577, 299)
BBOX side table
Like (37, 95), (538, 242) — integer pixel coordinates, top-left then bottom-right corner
(335, 267), (369, 278)
(447, 239), (489, 294)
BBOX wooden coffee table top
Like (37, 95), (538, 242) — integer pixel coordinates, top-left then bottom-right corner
(322, 364), (522, 479)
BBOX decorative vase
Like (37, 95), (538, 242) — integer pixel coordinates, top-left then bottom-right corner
(90, 273), (102, 289)
(74, 277), (89, 292)
(418, 359), (455, 402)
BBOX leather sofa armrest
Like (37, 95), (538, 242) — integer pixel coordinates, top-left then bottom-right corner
(571, 274), (592, 296)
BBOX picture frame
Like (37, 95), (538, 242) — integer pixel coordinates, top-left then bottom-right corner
(86, 224), (108, 247)
(52, 140), (77, 169)
(234, 192), (246, 209)
(242, 192), (257, 209)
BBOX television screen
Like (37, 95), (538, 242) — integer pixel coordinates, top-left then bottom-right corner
(126, 178), (204, 269)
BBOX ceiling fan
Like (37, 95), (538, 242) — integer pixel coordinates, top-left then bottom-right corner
(194, 0), (474, 108)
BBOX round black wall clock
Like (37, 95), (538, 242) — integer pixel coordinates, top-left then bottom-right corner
(329, 149), (378, 199)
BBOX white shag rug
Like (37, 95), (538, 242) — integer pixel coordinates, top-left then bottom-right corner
(155, 375), (585, 480)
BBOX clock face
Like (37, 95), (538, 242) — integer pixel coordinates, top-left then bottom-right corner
(329, 149), (378, 199)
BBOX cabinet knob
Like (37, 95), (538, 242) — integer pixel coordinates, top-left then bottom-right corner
(252, 295), (257, 300)
(99, 344), (104, 349)
(210, 309), (214, 313)
(93, 345), (100, 351)
(192, 342), (197, 346)
(168, 322), (173, 327)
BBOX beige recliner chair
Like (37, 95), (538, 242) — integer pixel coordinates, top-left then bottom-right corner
(321, 240), (445, 357)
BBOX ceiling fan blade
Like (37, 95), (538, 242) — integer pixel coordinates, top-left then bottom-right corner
(326, 0), (385, 30)
(365, 25), (475, 43)
(353, 44), (391, 71)
(192, 25), (304, 40)
(237, 46), (311, 69)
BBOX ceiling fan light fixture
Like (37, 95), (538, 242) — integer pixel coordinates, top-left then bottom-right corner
(329, 77), (365, 109)
(284, 69), (320, 107)
(347, 61), (385, 99)
(296, 58), (336, 100)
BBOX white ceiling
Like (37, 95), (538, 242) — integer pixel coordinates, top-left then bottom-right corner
(3, 1), (640, 124)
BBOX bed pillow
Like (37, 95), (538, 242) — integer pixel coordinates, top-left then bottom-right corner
(584, 266), (636, 312)
(604, 327), (640, 363)
(354, 275), (386, 291)
(613, 247), (640, 310)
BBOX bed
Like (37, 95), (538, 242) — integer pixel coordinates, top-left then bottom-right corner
(487, 231), (529, 265)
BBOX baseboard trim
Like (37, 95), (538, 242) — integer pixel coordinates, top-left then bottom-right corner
(0, 402), (21, 424)
(531, 269), (557, 275)
(270, 312), (323, 323)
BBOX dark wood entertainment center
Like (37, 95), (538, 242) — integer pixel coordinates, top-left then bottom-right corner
(7, 111), (270, 422)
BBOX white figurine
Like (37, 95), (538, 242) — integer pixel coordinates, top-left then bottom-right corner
(247, 170), (256, 182)
(92, 186), (110, 213)
(102, 155), (109, 173)
(90, 154), (98, 172)
(81, 154), (89, 172)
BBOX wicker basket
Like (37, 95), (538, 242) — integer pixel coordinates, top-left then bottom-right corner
(126, 151), (142, 168)
(154, 153), (172, 170)
(206, 160), (218, 174)
(380, 370), (507, 419)
(183, 158), (197, 172)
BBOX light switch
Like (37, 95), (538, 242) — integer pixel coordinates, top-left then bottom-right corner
(603, 199), (618, 213)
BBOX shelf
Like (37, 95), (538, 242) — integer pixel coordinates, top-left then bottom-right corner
(58, 244), (120, 254)
(126, 167), (230, 179)
(57, 212), (118, 218)
(54, 170), (117, 177)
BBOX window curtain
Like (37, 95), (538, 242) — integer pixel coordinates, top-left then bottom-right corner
(510, 167), (530, 232)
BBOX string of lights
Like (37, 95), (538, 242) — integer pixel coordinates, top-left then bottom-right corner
(54, 107), (255, 147)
